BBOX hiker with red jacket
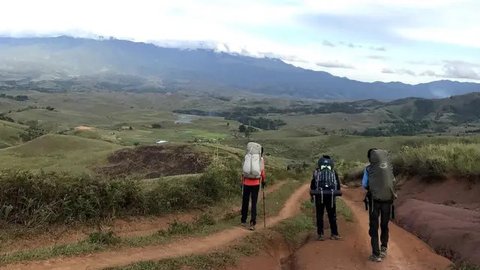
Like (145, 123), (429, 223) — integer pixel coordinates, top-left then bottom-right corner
(362, 148), (397, 262)
(241, 142), (266, 231)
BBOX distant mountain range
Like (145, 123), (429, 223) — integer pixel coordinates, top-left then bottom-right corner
(1, 36), (479, 100)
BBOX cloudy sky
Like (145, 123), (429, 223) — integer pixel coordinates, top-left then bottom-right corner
(1, 0), (479, 83)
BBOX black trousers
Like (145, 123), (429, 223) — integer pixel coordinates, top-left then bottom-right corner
(369, 200), (392, 256)
(241, 185), (260, 225)
(314, 195), (338, 236)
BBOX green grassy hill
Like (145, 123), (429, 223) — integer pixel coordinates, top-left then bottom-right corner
(0, 134), (121, 173)
(0, 120), (25, 148)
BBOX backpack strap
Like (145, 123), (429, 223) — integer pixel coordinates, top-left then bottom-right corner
(331, 189), (334, 208)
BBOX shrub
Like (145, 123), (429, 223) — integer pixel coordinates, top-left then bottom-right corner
(394, 143), (480, 178)
(0, 162), (240, 227)
(194, 213), (216, 226)
(88, 231), (120, 245)
(0, 171), (144, 226)
(161, 220), (194, 236)
(144, 163), (240, 214)
(0, 114), (15, 123)
(19, 121), (46, 142)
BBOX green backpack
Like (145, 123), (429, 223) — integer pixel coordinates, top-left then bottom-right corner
(367, 149), (396, 201)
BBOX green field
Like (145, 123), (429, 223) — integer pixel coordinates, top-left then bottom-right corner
(3, 90), (480, 175)
(0, 120), (24, 148)
(0, 134), (122, 173)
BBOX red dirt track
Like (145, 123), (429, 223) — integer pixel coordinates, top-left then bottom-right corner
(1, 186), (453, 270)
(231, 188), (452, 270)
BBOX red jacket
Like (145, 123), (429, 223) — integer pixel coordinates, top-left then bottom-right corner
(243, 158), (266, 186)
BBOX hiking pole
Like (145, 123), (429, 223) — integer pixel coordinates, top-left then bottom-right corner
(262, 184), (266, 228)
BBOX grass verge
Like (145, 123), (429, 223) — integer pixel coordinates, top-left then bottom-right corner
(0, 179), (303, 266)
(394, 143), (480, 179)
(451, 263), (480, 270)
(337, 198), (354, 222)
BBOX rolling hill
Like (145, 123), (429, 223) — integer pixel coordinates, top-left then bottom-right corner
(1, 36), (479, 100)
(0, 120), (24, 148)
(0, 134), (121, 173)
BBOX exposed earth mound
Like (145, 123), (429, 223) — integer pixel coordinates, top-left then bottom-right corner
(96, 145), (210, 178)
(396, 178), (480, 265)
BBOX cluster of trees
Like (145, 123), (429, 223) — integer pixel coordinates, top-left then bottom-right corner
(355, 120), (446, 137)
(238, 124), (257, 137)
(230, 116), (285, 130)
(19, 121), (46, 142)
(0, 114), (14, 123)
(0, 94), (29, 101)
(174, 109), (286, 130)
(175, 102), (368, 118)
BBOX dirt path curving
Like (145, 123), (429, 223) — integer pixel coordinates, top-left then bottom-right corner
(3, 181), (287, 254)
(2, 183), (309, 270)
(293, 188), (452, 270)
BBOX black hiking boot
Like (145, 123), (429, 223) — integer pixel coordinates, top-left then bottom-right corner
(380, 246), (388, 258)
(369, 254), (382, 262)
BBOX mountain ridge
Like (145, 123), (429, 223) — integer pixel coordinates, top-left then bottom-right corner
(1, 36), (479, 100)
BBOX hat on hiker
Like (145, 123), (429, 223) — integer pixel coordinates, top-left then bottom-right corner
(318, 155), (334, 169)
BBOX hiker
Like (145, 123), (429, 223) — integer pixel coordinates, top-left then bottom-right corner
(362, 148), (396, 262)
(241, 142), (266, 231)
(310, 155), (342, 241)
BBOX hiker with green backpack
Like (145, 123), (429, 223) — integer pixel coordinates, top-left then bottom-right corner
(310, 155), (342, 241)
(362, 148), (397, 262)
(241, 142), (266, 231)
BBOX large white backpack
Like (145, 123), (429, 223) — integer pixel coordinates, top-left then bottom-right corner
(242, 142), (262, 178)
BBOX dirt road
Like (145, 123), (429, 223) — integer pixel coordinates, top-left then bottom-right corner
(232, 188), (452, 270)
(292, 188), (451, 270)
(2, 186), (452, 270)
(2, 184), (309, 270)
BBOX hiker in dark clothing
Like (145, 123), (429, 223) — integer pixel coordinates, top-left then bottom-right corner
(310, 155), (342, 241)
(362, 148), (396, 262)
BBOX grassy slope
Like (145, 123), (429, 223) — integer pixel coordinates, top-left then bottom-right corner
(280, 111), (387, 132)
(0, 134), (121, 173)
(0, 120), (25, 148)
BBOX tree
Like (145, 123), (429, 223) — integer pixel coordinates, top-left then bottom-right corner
(239, 124), (246, 133)
(20, 121), (45, 142)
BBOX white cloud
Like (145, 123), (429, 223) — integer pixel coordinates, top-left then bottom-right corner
(316, 61), (354, 69)
(0, 0), (479, 83)
(397, 27), (480, 48)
